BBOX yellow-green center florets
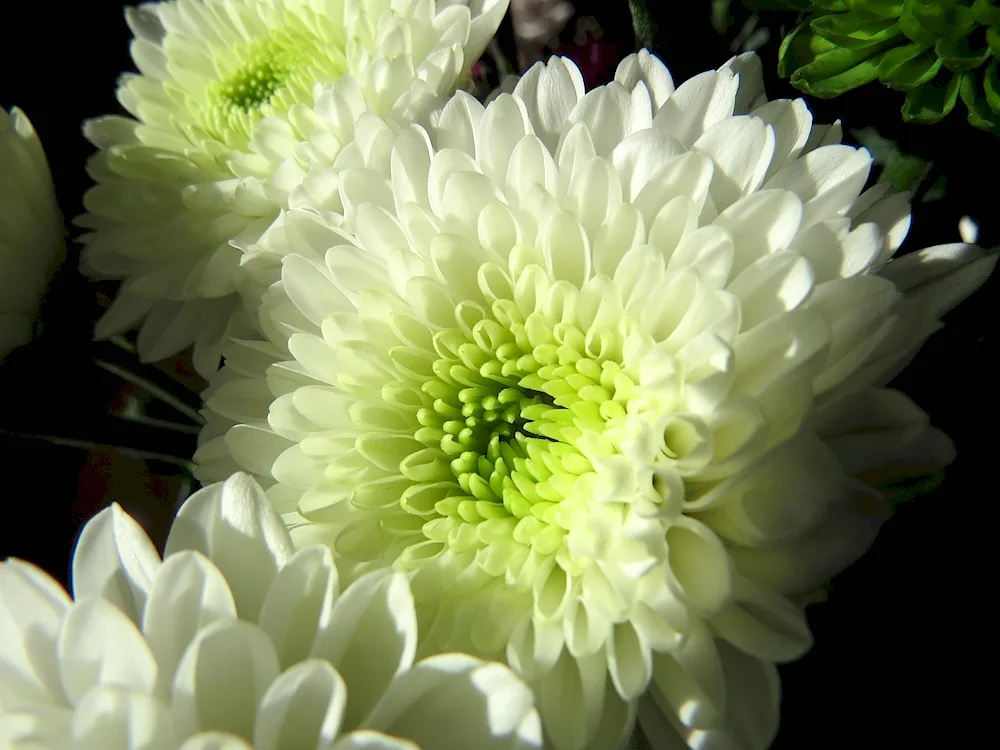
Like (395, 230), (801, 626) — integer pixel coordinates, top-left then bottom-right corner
(385, 294), (642, 573)
(191, 13), (347, 148)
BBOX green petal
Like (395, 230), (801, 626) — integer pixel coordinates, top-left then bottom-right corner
(973, 0), (1000, 27)
(809, 14), (903, 49)
(901, 70), (961, 123)
(987, 23), (1000, 58)
(791, 48), (893, 97)
(960, 69), (1000, 133)
(984, 59), (1000, 113)
(900, 0), (977, 46)
(935, 29), (992, 71)
(779, 23), (836, 79)
(878, 43), (942, 89)
(843, 0), (905, 19)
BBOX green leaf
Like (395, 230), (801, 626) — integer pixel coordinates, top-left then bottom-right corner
(810, 13), (903, 48)
(935, 29), (993, 70)
(960, 68), (1000, 132)
(879, 43), (943, 89)
(984, 59), (1000, 112)
(901, 69), (961, 121)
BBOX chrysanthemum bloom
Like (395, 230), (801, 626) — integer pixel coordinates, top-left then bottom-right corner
(0, 107), (65, 357)
(196, 51), (996, 749)
(78, 0), (509, 377)
(777, 0), (1000, 133)
(0, 473), (542, 750)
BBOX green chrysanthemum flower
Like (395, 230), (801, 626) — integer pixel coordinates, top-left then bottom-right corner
(777, 0), (1000, 134)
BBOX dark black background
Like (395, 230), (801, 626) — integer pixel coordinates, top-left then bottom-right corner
(2, 1), (996, 747)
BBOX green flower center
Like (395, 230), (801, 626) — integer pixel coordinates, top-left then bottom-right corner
(212, 39), (298, 114)
(384, 293), (641, 570)
(190, 12), (347, 150)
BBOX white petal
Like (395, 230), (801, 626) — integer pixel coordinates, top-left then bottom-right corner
(0, 560), (70, 707)
(172, 620), (280, 741)
(331, 732), (418, 750)
(721, 53), (767, 114)
(514, 57), (586, 152)
(309, 571), (417, 731)
(693, 116), (774, 210)
(751, 99), (811, 180)
(654, 70), (739, 147)
(71, 504), (161, 626)
(615, 50), (675, 110)
(534, 650), (608, 750)
(179, 733), (254, 750)
(57, 598), (157, 705)
(258, 546), (340, 670)
(663, 517), (732, 613)
(764, 145), (871, 226)
(71, 687), (174, 750)
(363, 654), (542, 750)
(253, 660), (346, 750)
(879, 243), (997, 317)
(606, 621), (652, 701)
(712, 189), (803, 278)
(141, 551), (237, 694)
(726, 251), (814, 330)
(648, 621), (726, 731)
(164, 474), (294, 621)
(710, 576), (812, 661)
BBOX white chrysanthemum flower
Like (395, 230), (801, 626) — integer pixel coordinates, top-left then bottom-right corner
(0, 107), (65, 357)
(196, 52), (996, 749)
(0, 473), (542, 750)
(79, 0), (509, 377)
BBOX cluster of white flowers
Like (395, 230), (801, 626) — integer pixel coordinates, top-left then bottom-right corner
(1, 1), (996, 749)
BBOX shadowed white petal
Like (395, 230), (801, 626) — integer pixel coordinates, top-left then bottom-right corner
(173, 620), (280, 741)
(693, 117), (774, 210)
(57, 598), (157, 705)
(141, 551), (237, 694)
(615, 50), (675, 110)
(363, 653), (542, 750)
(640, 639), (778, 750)
(71, 687), (174, 750)
(71, 504), (161, 626)
(879, 243), (997, 317)
(721, 53), (766, 114)
(253, 659), (346, 750)
(534, 650), (608, 750)
(331, 732), (419, 750)
(310, 571), (417, 731)
(654, 70), (739, 147)
(764, 145), (871, 226)
(259, 546), (340, 670)
(165, 474), (294, 621)
(0, 560), (70, 708)
(514, 57), (585, 152)
(179, 733), (254, 750)
(709, 576), (812, 661)
(750, 99), (811, 179)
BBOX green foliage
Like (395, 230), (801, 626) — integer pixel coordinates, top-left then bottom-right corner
(774, 0), (1000, 134)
